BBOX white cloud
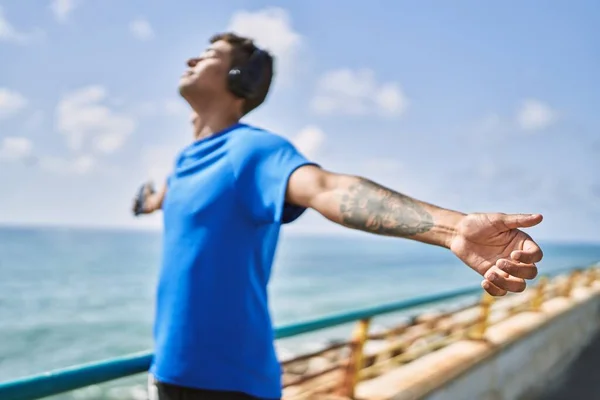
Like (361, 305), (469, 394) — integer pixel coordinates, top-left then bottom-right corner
(39, 154), (96, 175)
(129, 18), (154, 41)
(292, 125), (325, 159)
(0, 88), (27, 119)
(0, 6), (42, 44)
(227, 7), (303, 81)
(0, 137), (33, 161)
(71, 154), (95, 173)
(56, 85), (136, 154)
(92, 133), (126, 153)
(311, 68), (409, 117)
(517, 99), (557, 131)
(50, 0), (79, 22)
(0, 6), (24, 43)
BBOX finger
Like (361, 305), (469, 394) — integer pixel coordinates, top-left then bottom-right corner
(497, 258), (538, 280)
(481, 279), (507, 297)
(510, 240), (543, 264)
(484, 266), (527, 293)
(501, 213), (543, 230)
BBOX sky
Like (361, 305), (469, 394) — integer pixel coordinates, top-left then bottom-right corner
(0, 0), (599, 242)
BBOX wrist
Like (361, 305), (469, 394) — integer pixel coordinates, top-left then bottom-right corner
(435, 210), (465, 249)
(146, 195), (160, 213)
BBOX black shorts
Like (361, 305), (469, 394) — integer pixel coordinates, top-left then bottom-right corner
(148, 374), (275, 400)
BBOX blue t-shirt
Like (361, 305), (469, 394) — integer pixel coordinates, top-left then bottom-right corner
(150, 123), (315, 399)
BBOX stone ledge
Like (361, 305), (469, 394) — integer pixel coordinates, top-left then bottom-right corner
(356, 283), (600, 400)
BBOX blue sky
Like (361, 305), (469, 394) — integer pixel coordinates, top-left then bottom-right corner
(0, 0), (599, 241)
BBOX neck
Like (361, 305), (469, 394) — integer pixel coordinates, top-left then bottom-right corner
(187, 96), (241, 141)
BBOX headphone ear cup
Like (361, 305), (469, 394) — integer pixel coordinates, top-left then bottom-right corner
(227, 49), (268, 99)
(228, 68), (247, 98)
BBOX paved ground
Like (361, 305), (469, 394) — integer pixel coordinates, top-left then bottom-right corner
(539, 332), (600, 399)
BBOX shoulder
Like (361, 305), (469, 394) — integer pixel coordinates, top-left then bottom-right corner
(229, 124), (296, 159)
(232, 124), (292, 146)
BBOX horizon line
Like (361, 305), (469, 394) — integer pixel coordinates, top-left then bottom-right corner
(1, 222), (599, 245)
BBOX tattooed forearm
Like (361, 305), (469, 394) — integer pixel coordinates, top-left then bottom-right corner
(338, 178), (434, 237)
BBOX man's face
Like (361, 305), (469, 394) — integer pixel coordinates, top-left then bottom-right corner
(179, 40), (234, 100)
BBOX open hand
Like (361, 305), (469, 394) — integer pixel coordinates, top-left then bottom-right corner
(450, 213), (544, 296)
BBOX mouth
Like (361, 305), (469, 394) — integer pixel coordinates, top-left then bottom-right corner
(181, 69), (194, 78)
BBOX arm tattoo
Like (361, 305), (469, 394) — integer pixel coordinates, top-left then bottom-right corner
(339, 178), (434, 236)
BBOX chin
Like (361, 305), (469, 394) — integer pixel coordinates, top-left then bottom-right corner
(178, 81), (195, 98)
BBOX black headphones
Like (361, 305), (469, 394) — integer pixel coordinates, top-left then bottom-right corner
(227, 48), (271, 100)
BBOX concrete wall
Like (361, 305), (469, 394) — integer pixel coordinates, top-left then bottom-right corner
(426, 288), (600, 400)
(356, 283), (600, 400)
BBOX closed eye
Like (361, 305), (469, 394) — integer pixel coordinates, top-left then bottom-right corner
(187, 48), (222, 67)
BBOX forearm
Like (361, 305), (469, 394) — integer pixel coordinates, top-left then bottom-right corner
(147, 195), (163, 211)
(311, 175), (465, 248)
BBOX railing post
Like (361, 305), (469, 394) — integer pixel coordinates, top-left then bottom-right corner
(339, 318), (371, 399)
(531, 276), (548, 311)
(585, 267), (596, 287)
(468, 292), (494, 340)
(562, 270), (578, 297)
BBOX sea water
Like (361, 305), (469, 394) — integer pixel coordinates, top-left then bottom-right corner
(1, 226), (599, 399)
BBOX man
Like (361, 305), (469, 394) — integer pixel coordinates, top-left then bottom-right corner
(135, 32), (543, 400)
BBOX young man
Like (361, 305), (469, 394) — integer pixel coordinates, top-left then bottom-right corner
(136, 33), (543, 400)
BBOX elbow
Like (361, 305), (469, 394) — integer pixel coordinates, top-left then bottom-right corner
(307, 173), (355, 209)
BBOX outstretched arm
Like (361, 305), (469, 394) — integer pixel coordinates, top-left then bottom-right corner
(286, 165), (462, 247)
(286, 165), (544, 296)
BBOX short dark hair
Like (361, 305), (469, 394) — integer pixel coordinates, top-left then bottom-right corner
(210, 32), (274, 116)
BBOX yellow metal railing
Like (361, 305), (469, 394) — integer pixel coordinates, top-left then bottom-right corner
(282, 265), (599, 399)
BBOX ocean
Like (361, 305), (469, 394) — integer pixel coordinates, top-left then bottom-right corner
(1, 226), (599, 399)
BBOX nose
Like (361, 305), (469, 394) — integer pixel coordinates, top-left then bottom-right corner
(187, 57), (200, 68)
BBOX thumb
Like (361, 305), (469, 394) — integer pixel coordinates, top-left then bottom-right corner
(501, 213), (543, 230)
